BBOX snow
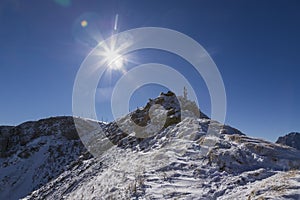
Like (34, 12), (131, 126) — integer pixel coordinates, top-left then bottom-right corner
(21, 115), (300, 199)
(1, 93), (300, 199)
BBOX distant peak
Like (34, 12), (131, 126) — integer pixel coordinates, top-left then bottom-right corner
(276, 132), (300, 150)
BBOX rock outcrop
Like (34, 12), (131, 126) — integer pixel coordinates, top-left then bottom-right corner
(276, 132), (300, 150)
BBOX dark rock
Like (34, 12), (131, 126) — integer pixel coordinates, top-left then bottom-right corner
(18, 149), (31, 159)
(276, 132), (300, 150)
(0, 126), (14, 157)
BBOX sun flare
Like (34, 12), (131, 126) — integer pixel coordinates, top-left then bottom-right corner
(104, 50), (126, 70)
(94, 29), (131, 73)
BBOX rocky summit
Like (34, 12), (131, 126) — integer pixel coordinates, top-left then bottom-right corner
(1, 92), (300, 200)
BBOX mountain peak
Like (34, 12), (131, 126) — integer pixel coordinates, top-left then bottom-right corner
(130, 90), (208, 129)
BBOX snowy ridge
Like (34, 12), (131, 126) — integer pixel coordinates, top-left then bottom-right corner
(22, 117), (300, 199)
(1, 92), (300, 199)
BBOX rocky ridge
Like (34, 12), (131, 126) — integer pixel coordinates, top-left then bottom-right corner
(0, 92), (300, 199)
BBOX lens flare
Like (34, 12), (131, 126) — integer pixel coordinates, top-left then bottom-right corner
(72, 12), (104, 47)
(73, 27), (227, 158)
(81, 20), (88, 27)
(93, 33), (133, 73)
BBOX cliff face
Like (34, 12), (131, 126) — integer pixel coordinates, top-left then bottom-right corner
(276, 132), (300, 150)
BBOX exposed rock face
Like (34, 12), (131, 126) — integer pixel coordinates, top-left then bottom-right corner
(276, 132), (300, 150)
(0, 126), (13, 157)
(131, 91), (209, 128)
(0, 117), (94, 200)
(0, 117), (81, 158)
(131, 91), (181, 128)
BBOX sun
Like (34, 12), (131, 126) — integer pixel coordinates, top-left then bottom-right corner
(104, 50), (126, 70)
(94, 43), (128, 73)
(94, 31), (131, 73)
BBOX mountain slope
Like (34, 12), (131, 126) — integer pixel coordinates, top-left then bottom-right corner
(23, 93), (300, 199)
(0, 117), (96, 200)
(1, 92), (300, 199)
(23, 118), (300, 199)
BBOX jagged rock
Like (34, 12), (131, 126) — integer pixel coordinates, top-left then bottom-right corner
(276, 132), (300, 150)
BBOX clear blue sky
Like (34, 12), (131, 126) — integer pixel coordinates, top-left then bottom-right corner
(0, 0), (299, 142)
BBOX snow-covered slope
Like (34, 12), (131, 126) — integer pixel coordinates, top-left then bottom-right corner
(23, 118), (300, 200)
(1, 92), (300, 199)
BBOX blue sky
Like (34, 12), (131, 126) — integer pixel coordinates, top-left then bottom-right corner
(0, 0), (299, 142)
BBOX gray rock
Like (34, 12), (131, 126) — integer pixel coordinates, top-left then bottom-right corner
(276, 132), (300, 150)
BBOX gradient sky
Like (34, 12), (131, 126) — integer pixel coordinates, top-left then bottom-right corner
(0, 0), (299, 142)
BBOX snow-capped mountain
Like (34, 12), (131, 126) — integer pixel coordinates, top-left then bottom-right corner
(1, 92), (300, 199)
(276, 132), (300, 150)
